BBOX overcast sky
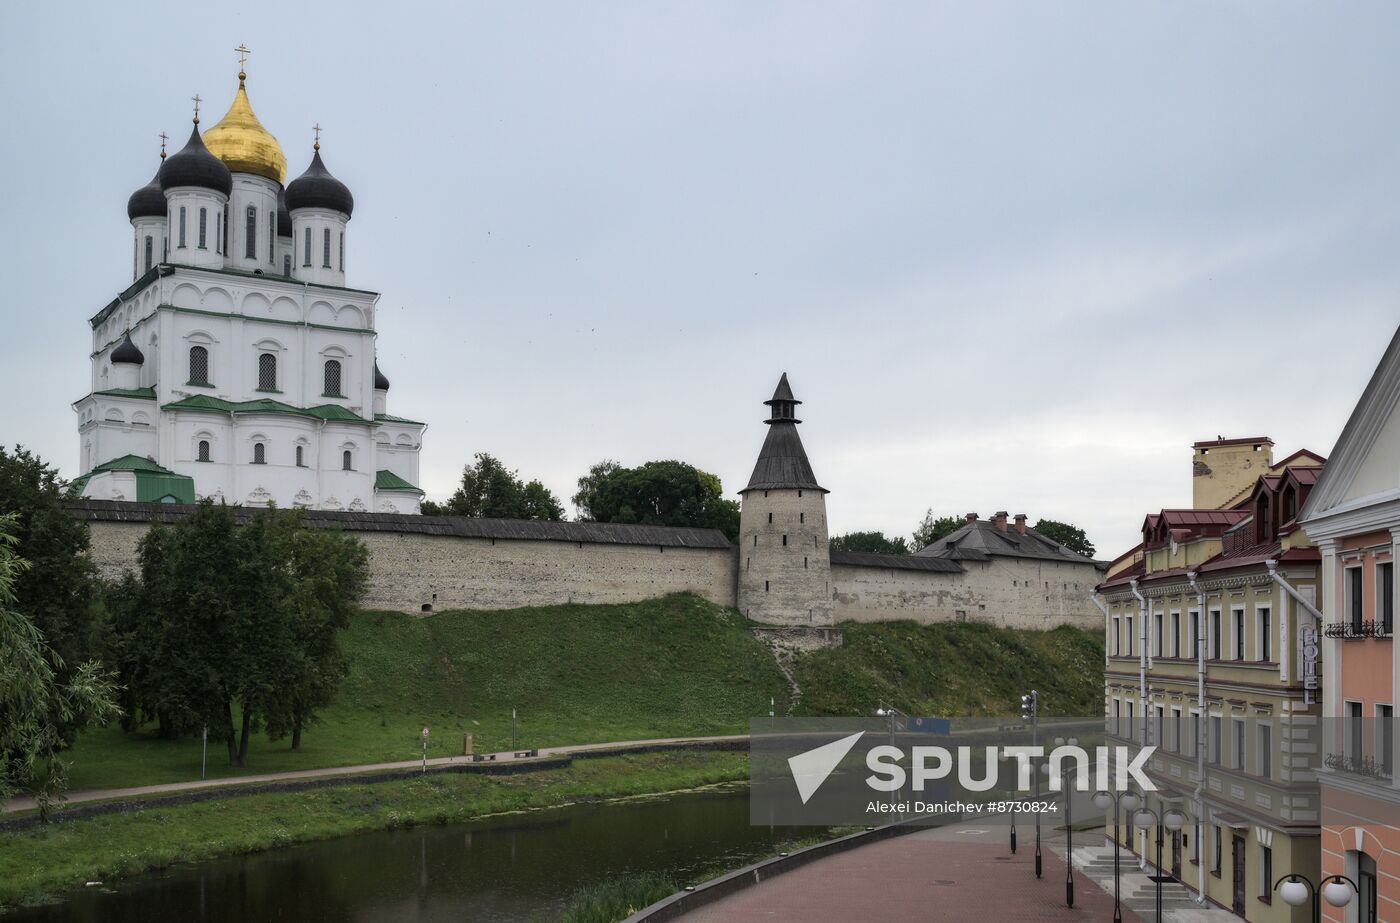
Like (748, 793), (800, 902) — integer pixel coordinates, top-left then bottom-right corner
(3, 2), (1398, 556)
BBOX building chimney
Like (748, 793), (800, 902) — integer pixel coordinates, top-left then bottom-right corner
(965, 512), (978, 523)
(992, 511), (1009, 532)
(1014, 513), (1027, 535)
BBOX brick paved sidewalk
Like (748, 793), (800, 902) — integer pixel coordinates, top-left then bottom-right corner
(675, 824), (1148, 922)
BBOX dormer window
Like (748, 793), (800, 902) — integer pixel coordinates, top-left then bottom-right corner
(1255, 493), (1272, 544)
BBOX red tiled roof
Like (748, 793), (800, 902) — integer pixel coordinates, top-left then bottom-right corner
(1158, 509), (1252, 526)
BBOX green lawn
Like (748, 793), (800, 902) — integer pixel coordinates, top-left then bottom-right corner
(0, 750), (749, 911)
(62, 594), (789, 789)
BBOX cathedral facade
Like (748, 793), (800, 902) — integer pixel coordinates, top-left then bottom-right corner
(73, 62), (425, 513)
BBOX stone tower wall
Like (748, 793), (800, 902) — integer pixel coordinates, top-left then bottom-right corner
(736, 487), (834, 626)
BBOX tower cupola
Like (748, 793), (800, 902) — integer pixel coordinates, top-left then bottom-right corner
(373, 361), (390, 415)
(159, 121), (233, 197)
(287, 131), (353, 286)
(202, 67), (287, 184)
(109, 332), (144, 390)
(127, 140), (170, 279)
(160, 107), (230, 270)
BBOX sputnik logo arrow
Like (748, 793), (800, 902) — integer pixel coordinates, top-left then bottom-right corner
(788, 731), (865, 804)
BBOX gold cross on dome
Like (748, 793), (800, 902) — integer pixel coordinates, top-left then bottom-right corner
(159, 131), (168, 158)
(313, 122), (322, 150)
(235, 44), (251, 70)
(192, 94), (202, 122)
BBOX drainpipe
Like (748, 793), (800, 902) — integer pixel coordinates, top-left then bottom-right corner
(1130, 579), (1148, 745)
(1186, 570), (1208, 906)
(1130, 578), (1149, 865)
(1266, 559), (1324, 622)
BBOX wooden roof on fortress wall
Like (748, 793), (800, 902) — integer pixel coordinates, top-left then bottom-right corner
(65, 500), (734, 550)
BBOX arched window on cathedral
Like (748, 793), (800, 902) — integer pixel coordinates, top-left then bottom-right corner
(339, 232), (344, 270)
(342, 449), (353, 471)
(283, 254), (291, 277)
(295, 445), (305, 467)
(215, 209), (221, 254)
(253, 442), (266, 465)
(303, 227), (311, 267)
(323, 359), (342, 397)
(178, 206), (187, 248)
(323, 228), (332, 268)
(269, 214), (276, 264)
(189, 346), (209, 385)
(245, 205), (257, 259)
(258, 353), (277, 391)
(222, 209), (229, 257)
(198, 207), (207, 249)
(144, 235), (153, 273)
(197, 440), (211, 462)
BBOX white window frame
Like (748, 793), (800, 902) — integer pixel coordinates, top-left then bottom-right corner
(1345, 564), (1365, 628)
(1209, 609), (1222, 659)
(1189, 609), (1201, 660)
(1257, 721), (1272, 778)
(1256, 603), (1272, 663)
(1170, 610), (1181, 657)
(1232, 606), (1247, 661)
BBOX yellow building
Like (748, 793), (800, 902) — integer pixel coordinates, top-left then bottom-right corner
(1097, 437), (1326, 921)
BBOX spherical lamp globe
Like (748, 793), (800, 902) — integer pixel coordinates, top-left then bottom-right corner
(1322, 880), (1355, 907)
(1163, 809), (1188, 831)
(1120, 792), (1141, 811)
(1277, 877), (1310, 907)
(1133, 809), (1155, 830)
(1093, 791), (1113, 810)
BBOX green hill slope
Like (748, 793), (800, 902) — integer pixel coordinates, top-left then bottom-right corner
(61, 596), (1104, 789)
(793, 619), (1105, 717)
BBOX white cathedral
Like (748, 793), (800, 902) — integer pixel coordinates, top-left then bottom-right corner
(73, 59), (426, 514)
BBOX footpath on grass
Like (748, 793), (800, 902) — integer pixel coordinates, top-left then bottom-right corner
(2, 734), (748, 818)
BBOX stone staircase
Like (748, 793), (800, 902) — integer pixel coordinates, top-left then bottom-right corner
(1049, 840), (1240, 921)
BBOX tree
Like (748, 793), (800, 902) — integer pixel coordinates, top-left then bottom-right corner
(0, 447), (104, 739)
(262, 523), (368, 750)
(113, 503), (369, 766)
(573, 460), (740, 540)
(911, 510), (963, 550)
(829, 531), (910, 555)
(1033, 519), (1096, 559)
(572, 460), (622, 520)
(444, 453), (564, 521)
(0, 513), (120, 817)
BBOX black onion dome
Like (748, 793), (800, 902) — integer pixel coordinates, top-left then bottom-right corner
(111, 333), (145, 365)
(276, 190), (292, 238)
(126, 165), (166, 221)
(373, 362), (390, 391)
(159, 123), (232, 196)
(285, 148), (353, 217)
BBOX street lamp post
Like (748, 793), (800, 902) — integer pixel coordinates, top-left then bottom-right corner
(1055, 736), (1079, 908)
(997, 749), (1017, 854)
(1275, 873), (1357, 923)
(1092, 788), (1142, 923)
(1132, 806), (1188, 923)
(1021, 690), (1041, 878)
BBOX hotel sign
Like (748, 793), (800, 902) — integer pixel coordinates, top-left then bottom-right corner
(1301, 624), (1320, 705)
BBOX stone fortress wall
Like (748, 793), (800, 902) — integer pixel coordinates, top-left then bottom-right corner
(75, 501), (1102, 630)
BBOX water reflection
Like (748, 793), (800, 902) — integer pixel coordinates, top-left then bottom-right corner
(6, 787), (821, 922)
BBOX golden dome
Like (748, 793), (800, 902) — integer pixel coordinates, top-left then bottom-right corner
(202, 74), (286, 184)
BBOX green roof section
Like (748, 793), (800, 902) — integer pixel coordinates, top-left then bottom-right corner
(89, 387), (157, 400)
(65, 455), (195, 504)
(375, 412), (426, 425)
(375, 469), (424, 494)
(163, 395), (373, 424)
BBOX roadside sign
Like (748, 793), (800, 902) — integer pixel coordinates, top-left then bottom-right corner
(422, 726), (429, 739)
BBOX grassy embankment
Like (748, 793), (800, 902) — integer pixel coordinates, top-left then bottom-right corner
(62, 597), (1104, 790)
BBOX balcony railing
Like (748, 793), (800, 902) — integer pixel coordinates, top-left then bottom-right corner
(1323, 620), (1393, 640)
(1324, 752), (1393, 779)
